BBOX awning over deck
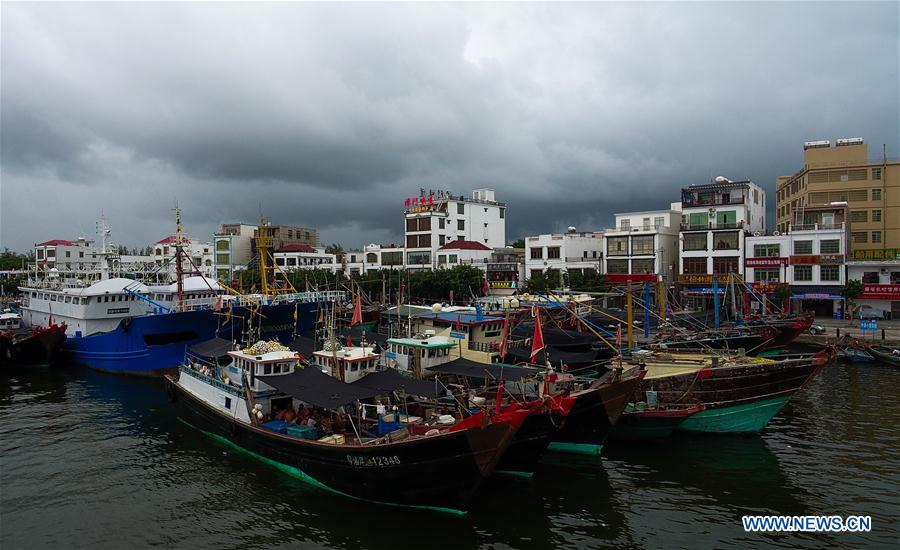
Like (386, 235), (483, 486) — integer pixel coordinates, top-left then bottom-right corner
(427, 358), (542, 381)
(257, 367), (378, 410)
(351, 368), (443, 398)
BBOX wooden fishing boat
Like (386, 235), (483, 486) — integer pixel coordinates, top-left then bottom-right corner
(865, 344), (900, 366)
(547, 366), (646, 454)
(0, 313), (67, 366)
(651, 326), (776, 354)
(608, 403), (705, 442)
(166, 347), (525, 515)
(491, 393), (577, 476)
(624, 348), (834, 434)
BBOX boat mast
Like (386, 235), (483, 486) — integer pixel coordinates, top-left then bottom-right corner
(174, 204), (185, 312)
(256, 213), (272, 301)
(96, 215), (111, 282)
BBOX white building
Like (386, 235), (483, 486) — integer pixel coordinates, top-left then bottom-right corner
(273, 245), (338, 274)
(603, 204), (681, 283)
(524, 230), (603, 280)
(678, 178), (767, 291)
(847, 256), (900, 319)
(745, 210), (848, 316)
(152, 235), (214, 279)
(436, 240), (493, 269)
(213, 223), (257, 282)
(343, 244), (406, 276)
(404, 188), (506, 271)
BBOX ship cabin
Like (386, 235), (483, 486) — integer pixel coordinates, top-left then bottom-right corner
(224, 349), (300, 392)
(0, 311), (22, 331)
(148, 276), (225, 312)
(412, 310), (507, 363)
(385, 331), (457, 376)
(311, 344), (380, 383)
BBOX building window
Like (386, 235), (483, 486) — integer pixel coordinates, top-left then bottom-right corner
(851, 232), (868, 244)
(215, 253), (230, 265)
(406, 235), (417, 248)
(439, 235), (445, 246)
(820, 265), (840, 282)
(862, 271), (879, 283)
(530, 247), (543, 260)
(366, 253), (377, 263)
(620, 219), (631, 230)
(437, 255), (447, 266)
(682, 233), (707, 251)
(793, 241), (813, 255)
(793, 265), (812, 281)
(438, 218), (445, 229)
(872, 210), (882, 222)
(406, 219), (417, 232)
(872, 168), (882, 180)
(382, 251), (402, 266)
(820, 240), (840, 254)
(500, 208), (505, 219)
(607, 236), (628, 256)
(682, 257), (708, 275)
(654, 216), (664, 229)
(457, 203), (465, 215)
(407, 252), (431, 265)
(687, 212), (708, 229)
(713, 232), (739, 251)
(631, 235), (654, 255)
(417, 218), (431, 231)
(631, 258), (654, 273)
(891, 272), (900, 284)
(850, 210), (868, 223)
(849, 190), (868, 202)
(457, 219), (465, 231)
(872, 188), (882, 200)
(547, 247), (560, 259)
(607, 259), (628, 274)
(712, 257), (739, 274)
(753, 244), (780, 257)
(872, 231), (882, 243)
(449, 254), (458, 264)
(754, 268), (780, 283)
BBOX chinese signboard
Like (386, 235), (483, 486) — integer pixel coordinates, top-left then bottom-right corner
(745, 257), (788, 268)
(819, 255), (845, 264)
(851, 248), (900, 261)
(789, 255), (819, 265)
(489, 281), (517, 289)
(858, 284), (900, 300)
(860, 321), (878, 331)
(788, 255), (845, 265)
(678, 274), (743, 285)
(750, 282), (781, 293)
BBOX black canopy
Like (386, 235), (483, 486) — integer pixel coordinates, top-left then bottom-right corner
(188, 338), (233, 358)
(505, 345), (599, 366)
(287, 335), (317, 358)
(427, 358), (542, 381)
(351, 369), (443, 398)
(336, 328), (390, 347)
(511, 323), (596, 348)
(257, 367), (379, 410)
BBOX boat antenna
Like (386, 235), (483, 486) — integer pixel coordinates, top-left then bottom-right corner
(173, 202), (185, 312)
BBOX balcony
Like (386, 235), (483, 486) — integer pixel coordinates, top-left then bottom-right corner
(789, 222), (845, 232)
(681, 196), (745, 208)
(606, 225), (665, 233)
(680, 221), (745, 231)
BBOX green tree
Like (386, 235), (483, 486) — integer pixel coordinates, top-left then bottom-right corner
(0, 248), (27, 270)
(772, 284), (792, 313)
(841, 279), (864, 320)
(325, 243), (345, 258)
(510, 238), (525, 249)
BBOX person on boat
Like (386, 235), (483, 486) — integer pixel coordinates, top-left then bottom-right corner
(282, 407), (296, 424)
(297, 405), (310, 425)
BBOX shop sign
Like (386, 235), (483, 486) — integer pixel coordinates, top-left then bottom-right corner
(859, 284), (900, 300)
(852, 248), (900, 261)
(819, 254), (845, 264)
(789, 255), (820, 265)
(678, 274), (742, 285)
(489, 281), (517, 289)
(745, 257), (788, 268)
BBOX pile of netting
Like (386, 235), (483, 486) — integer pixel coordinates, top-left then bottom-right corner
(244, 340), (291, 355)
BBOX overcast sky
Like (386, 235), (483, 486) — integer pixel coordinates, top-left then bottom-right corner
(2, 1), (898, 253)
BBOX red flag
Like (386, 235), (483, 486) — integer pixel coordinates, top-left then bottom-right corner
(346, 334), (353, 347)
(213, 296), (222, 312)
(482, 278), (489, 295)
(499, 317), (509, 359)
(615, 324), (622, 347)
(456, 313), (462, 330)
(530, 312), (545, 363)
(350, 291), (363, 326)
(495, 378), (504, 414)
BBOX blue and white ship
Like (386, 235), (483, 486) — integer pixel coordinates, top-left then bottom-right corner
(18, 214), (336, 375)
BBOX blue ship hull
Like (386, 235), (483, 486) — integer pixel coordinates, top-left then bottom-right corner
(62, 303), (320, 375)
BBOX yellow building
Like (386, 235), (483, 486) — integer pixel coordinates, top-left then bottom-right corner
(776, 138), (899, 258)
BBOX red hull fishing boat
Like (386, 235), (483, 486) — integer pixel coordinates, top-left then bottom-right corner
(0, 313), (67, 366)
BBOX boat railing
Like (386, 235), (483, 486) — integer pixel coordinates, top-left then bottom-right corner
(230, 290), (347, 307)
(180, 363), (244, 398)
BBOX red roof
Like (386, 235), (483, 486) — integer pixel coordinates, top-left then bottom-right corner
(156, 235), (192, 245)
(277, 244), (317, 253)
(35, 239), (75, 247)
(438, 240), (492, 251)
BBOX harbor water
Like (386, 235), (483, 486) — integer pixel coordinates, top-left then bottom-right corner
(2, 356), (898, 549)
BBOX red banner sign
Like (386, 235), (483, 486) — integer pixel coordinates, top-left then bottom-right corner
(745, 257), (788, 268)
(859, 284), (900, 300)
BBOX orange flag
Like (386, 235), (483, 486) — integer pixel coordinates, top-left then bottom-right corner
(350, 291), (363, 326)
(530, 311), (545, 363)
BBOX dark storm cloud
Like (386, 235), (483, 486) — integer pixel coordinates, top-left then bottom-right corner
(1, 2), (898, 250)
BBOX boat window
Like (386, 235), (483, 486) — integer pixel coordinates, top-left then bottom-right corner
(50, 294), (57, 301)
(65, 296), (72, 303)
(224, 397), (231, 409)
(264, 364), (272, 375)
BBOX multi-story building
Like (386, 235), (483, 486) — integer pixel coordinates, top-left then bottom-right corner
(254, 224), (318, 255)
(524, 229), (603, 281)
(745, 205), (849, 317)
(33, 236), (155, 282)
(152, 235), (213, 279)
(486, 246), (525, 296)
(343, 244), (406, 276)
(678, 178), (766, 298)
(435, 240), (493, 269)
(603, 204), (681, 284)
(847, 260), (900, 319)
(776, 138), (898, 254)
(403, 188), (506, 271)
(213, 223), (257, 282)
(273, 245), (338, 274)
